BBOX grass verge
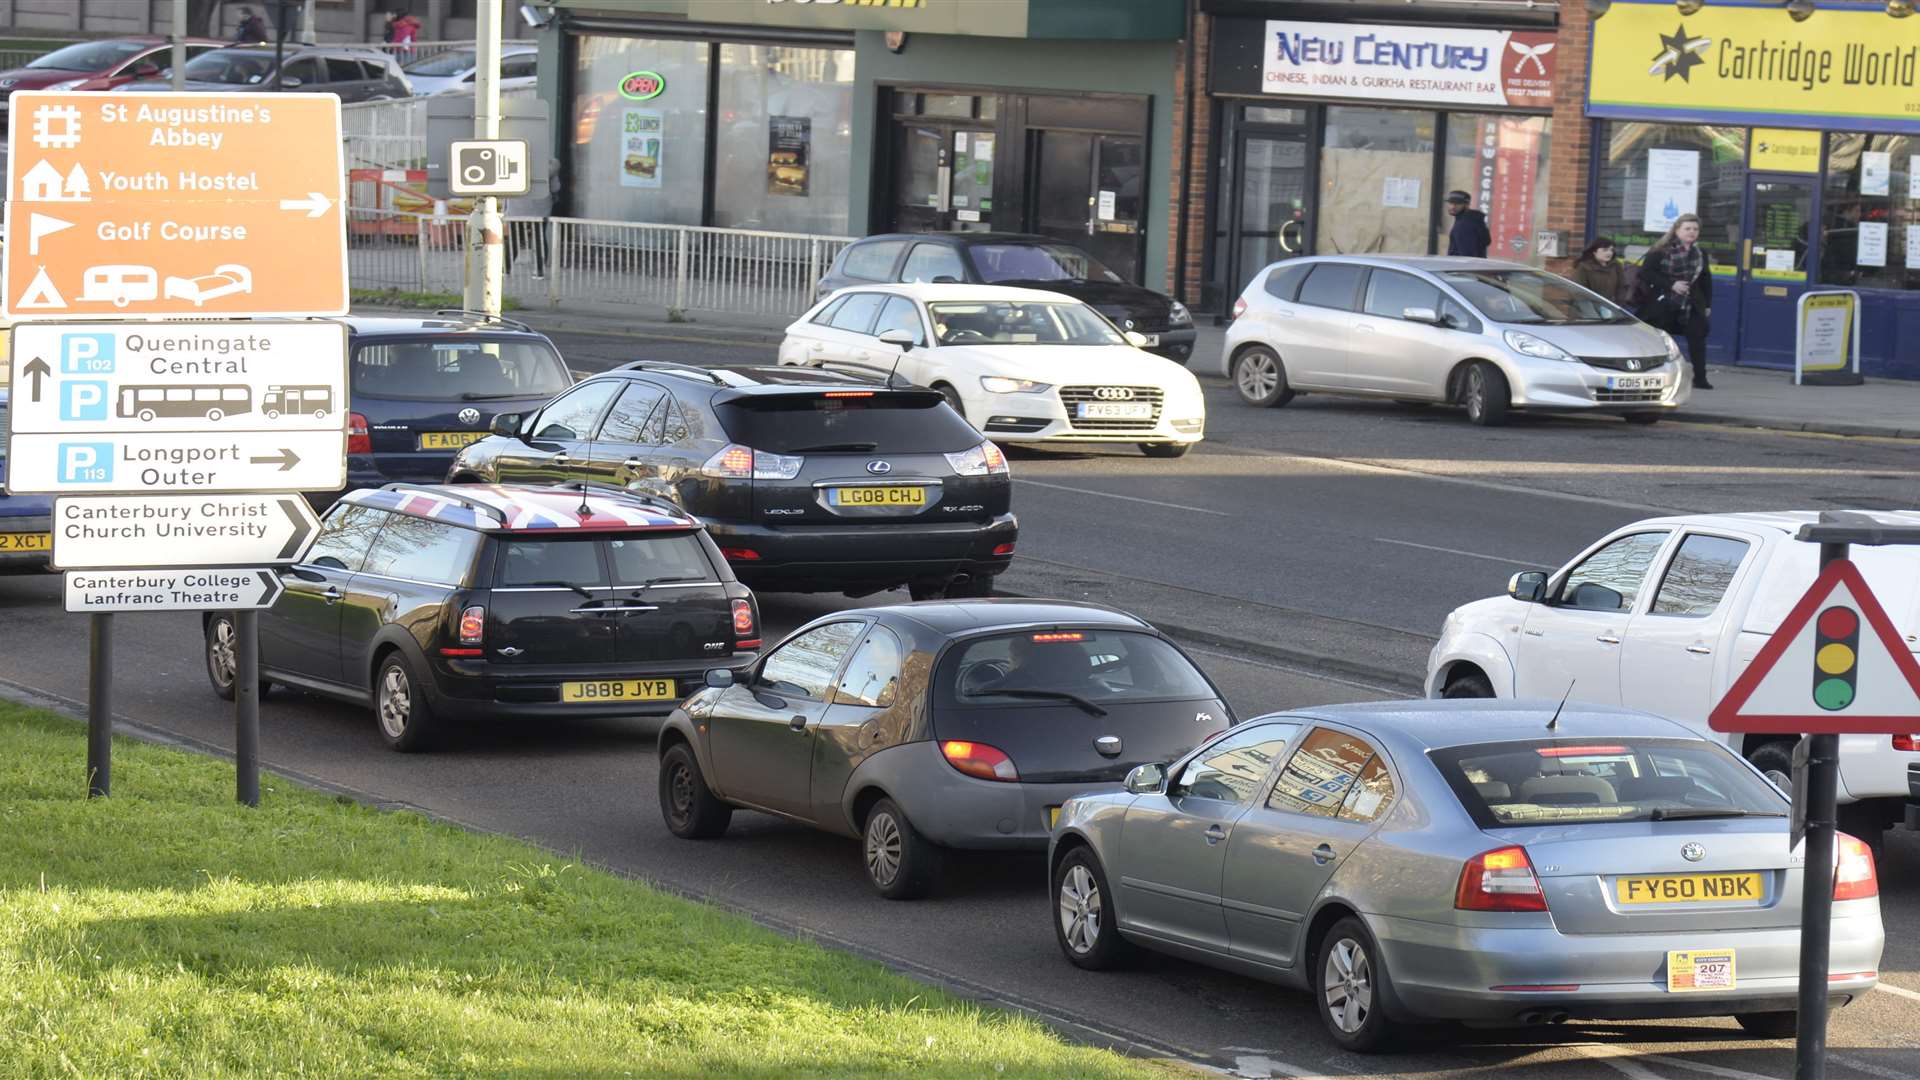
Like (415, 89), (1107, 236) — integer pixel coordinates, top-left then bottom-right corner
(350, 287), (526, 313)
(0, 702), (1162, 1079)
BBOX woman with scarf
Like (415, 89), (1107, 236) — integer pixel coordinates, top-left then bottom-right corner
(1636, 213), (1714, 389)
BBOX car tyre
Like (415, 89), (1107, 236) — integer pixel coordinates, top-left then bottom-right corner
(1462, 361), (1510, 427)
(1316, 916), (1400, 1053)
(1442, 671), (1495, 699)
(933, 382), (967, 423)
(1735, 1012), (1797, 1039)
(1053, 846), (1133, 970)
(864, 797), (940, 900)
(1623, 412), (1661, 425)
(1746, 739), (1795, 794)
(204, 615), (270, 702)
(1233, 347), (1294, 408)
(1140, 442), (1191, 458)
(659, 742), (733, 839)
(374, 651), (438, 752)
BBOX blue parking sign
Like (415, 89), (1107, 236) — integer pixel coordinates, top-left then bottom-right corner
(60, 334), (115, 375)
(60, 380), (109, 421)
(57, 442), (114, 484)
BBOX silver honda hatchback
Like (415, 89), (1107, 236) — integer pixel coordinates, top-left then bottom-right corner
(1047, 700), (1883, 1052)
(1221, 256), (1692, 426)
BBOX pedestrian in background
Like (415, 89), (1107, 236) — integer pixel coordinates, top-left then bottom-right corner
(389, 7), (422, 64)
(1571, 239), (1626, 304)
(233, 6), (269, 43)
(1636, 213), (1714, 389)
(1444, 190), (1490, 259)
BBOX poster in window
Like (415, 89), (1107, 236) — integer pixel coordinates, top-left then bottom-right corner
(1907, 224), (1920, 270)
(1860, 152), (1891, 198)
(1642, 148), (1699, 233)
(768, 116), (811, 198)
(620, 108), (663, 189)
(1857, 221), (1888, 268)
(1487, 119), (1540, 260)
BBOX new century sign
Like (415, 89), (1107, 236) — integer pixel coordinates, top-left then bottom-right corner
(1588, 0), (1920, 134)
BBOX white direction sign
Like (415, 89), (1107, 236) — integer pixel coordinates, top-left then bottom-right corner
(51, 494), (320, 570)
(4, 320), (347, 495)
(64, 569), (283, 613)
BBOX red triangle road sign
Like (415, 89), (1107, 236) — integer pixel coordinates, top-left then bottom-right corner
(1710, 558), (1920, 735)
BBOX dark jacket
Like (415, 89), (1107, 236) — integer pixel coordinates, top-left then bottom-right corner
(1446, 208), (1491, 258)
(1636, 242), (1713, 332)
(1571, 259), (1625, 303)
(235, 15), (269, 43)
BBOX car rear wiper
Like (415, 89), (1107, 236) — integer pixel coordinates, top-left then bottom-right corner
(630, 575), (704, 593)
(459, 391), (530, 400)
(517, 580), (598, 600)
(786, 442), (879, 453)
(983, 688), (1108, 717)
(1649, 807), (1787, 821)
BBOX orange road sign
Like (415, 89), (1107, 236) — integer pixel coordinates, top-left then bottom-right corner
(2, 91), (347, 319)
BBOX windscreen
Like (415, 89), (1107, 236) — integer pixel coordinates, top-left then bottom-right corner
(28, 41), (146, 71)
(1431, 738), (1787, 828)
(928, 302), (1124, 347)
(716, 393), (981, 455)
(182, 49), (277, 85)
(938, 630), (1216, 710)
(1440, 270), (1631, 326)
(967, 243), (1122, 284)
(351, 338), (571, 401)
(403, 49), (476, 76)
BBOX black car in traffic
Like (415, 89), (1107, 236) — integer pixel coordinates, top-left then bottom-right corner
(449, 365), (1016, 599)
(815, 233), (1197, 364)
(203, 483), (762, 751)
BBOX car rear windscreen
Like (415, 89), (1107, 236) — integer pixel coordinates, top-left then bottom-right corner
(1430, 737), (1787, 828)
(716, 393), (981, 455)
(351, 339), (571, 401)
(936, 630), (1215, 710)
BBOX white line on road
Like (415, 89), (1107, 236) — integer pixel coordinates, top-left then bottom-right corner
(1373, 537), (1554, 568)
(1875, 982), (1920, 1004)
(1640, 1052), (1782, 1080)
(1829, 1053), (1920, 1080)
(1572, 1044), (1670, 1080)
(1212, 445), (1684, 515)
(1014, 478), (1231, 516)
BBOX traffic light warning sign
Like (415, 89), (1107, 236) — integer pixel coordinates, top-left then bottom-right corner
(1710, 558), (1920, 735)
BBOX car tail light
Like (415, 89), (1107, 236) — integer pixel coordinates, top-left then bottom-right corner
(1536, 745), (1628, 758)
(347, 411), (371, 455)
(1894, 733), (1919, 752)
(719, 547), (760, 562)
(1834, 833), (1878, 901)
(701, 443), (803, 480)
(946, 440), (1009, 476)
(457, 605), (485, 644)
(731, 599), (759, 648)
(992, 542), (1015, 556)
(1231, 297), (1247, 319)
(1031, 632), (1085, 643)
(1455, 846), (1548, 912)
(941, 740), (1019, 782)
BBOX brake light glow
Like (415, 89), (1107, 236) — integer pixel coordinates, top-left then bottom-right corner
(1031, 632), (1086, 643)
(1536, 745), (1629, 758)
(822, 391), (875, 398)
(981, 440), (1007, 471)
(719, 547), (760, 562)
(1231, 297), (1247, 319)
(438, 647), (484, 657)
(731, 598), (756, 639)
(1455, 846), (1548, 912)
(1894, 733), (1919, 752)
(347, 411), (371, 456)
(458, 605), (485, 645)
(941, 740), (1019, 782)
(702, 444), (755, 479)
(992, 542), (1016, 556)
(1834, 833), (1878, 901)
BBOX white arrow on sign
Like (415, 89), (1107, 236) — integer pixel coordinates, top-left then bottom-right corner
(64, 569), (283, 614)
(51, 494), (321, 570)
(278, 192), (333, 218)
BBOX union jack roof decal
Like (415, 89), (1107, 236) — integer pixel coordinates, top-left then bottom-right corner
(346, 485), (696, 532)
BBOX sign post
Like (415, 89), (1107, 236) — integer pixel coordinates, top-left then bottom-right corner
(465, 0), (506, 316)
(1794, 291), (1863, 388)
(1709, 511), (1920, 1080)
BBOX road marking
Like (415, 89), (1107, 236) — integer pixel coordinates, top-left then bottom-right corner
(1829, 1053), (1918, 1080)
(1572, 1044), (1669, 1080)
(1225, 1052), (1325, 1079)
(1373, 537), (1554, 569)
(1640, 1052), (1781, 1080)
(1875, 982), (1920, 1003)
(1014, 478), (1230, 516)
(1209, 445), (1684, 514)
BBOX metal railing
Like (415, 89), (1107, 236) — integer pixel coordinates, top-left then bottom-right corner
(361, 39), (534, 63)
(347, 209), (852, 317)
(341, 87), (538, 172)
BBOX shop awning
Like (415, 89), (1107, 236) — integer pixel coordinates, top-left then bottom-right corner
(564, 0), (1187, 40)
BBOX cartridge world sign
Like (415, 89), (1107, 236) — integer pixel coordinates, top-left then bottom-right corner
(1258, 20), (1557, 108)
(1589, 0), (1920, 133)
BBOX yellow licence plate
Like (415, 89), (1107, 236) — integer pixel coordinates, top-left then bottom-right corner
(831, 486), (926, 507)
(0, 532), (51, 552)
(560, 679), (676, 703)
(1667, 949), (1737, 993)
(419, 431), (487, 450)
(1615, 872), (1764, 905)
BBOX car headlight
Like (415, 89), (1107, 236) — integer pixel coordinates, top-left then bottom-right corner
(1662, 331), (1683, 363)
(1502, 330), (1576, 363)
(44, 79), (88, 92)
(979, 376), (1051, 394)
(1169, 301), (1193, 326)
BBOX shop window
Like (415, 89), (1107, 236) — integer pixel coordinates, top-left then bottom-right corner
(1244, 106), (1306, 126)
(1442, 115), (1551, 266)
(570, 35), (709, 227)
(921, 94), (974, 119)
(1591, 122), (1745, 274)
(1821, 134), (1917, 292)
(1320, 107), (1436, 256)
(712, 43), (855, 236)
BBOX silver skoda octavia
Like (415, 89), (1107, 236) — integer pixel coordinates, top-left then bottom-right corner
(1047, 701), (1883, 1052)
(1222, 256), (1691, 426)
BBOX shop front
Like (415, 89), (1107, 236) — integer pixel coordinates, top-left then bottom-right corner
(1202, 8), (1559, 311)
(1586, 0), (1920, 379)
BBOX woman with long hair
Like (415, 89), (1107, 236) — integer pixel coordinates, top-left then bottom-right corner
(1636, 213), (1714, 389)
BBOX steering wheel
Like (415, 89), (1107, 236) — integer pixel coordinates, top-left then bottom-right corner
(944, 329), (989, 344)
(961, 660), (1011, 695)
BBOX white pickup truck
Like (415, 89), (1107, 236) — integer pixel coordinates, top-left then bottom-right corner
(1426, 511), (1920, 842)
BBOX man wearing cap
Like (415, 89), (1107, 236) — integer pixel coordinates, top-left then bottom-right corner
(1445, 190), (1491, 259)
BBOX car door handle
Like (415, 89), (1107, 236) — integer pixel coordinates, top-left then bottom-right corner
(1312, 843), (1337, 865)
(1353, 323), (1377, 334)
(321, 586), (341, 604)
(553, 453), (572, 465)
(789, 714), (808, 732)
(809, 342), (825, 350)
(1204, 824), (1226, 845)
(1687, 644), (1714, 655)
(1523, 628), (1543, 637)
(623, 457), (646, 469)
(1596, 634), (1622, 645)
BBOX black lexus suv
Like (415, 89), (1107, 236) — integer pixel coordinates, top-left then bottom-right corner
(203, 483), (761, 752)
(448, 365), (1017, 598)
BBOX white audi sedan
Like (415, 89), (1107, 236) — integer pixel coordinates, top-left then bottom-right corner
(780, 283), (1206, 457)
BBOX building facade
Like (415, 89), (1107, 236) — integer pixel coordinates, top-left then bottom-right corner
(0, 1), (518, 42)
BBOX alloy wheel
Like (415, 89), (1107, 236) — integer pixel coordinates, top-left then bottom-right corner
(1323, 937), (1374, 1034)
(208, 620), (237, 688)
(1237, 351), (1279, 401)
(1465, 368), (1487, 421)
(865, 811), (902, 887)
(1058, 864), (1103, 955)
(377, 665), (412, 740)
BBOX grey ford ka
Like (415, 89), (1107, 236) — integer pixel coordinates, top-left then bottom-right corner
(656, 599), (1230, 898)
(1048, 700), (1883, 1052)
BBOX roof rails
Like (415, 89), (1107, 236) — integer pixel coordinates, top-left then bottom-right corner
(430, 309), (535, 333)
(570, 481), (691, 516)
(379, 483), (509, 523)
(616, 360), (731, 386)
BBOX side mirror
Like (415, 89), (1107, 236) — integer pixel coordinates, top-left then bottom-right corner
(490, 412), (523, 438)
(704, 668), (735, 690)
(1123, 763), (1166, 795)
(280, 76), (303, 88)
(1508, 571), (1548, 604)
(1402, 306), (1442, 325)
(877, 328), (915, 350)
(1124, 330), (1149, 348)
